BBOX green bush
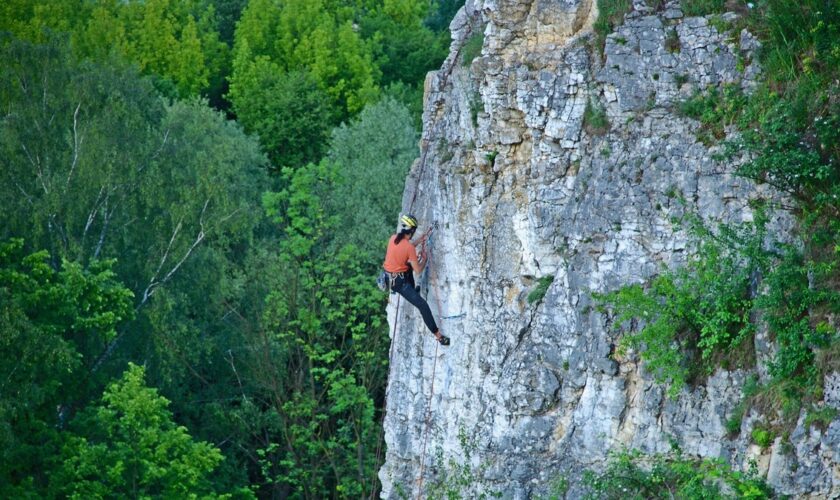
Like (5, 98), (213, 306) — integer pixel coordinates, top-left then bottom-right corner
(804, 406), (839, 431)
(595, 214), (765, 397)
(485, 150), (499, 166)
(583, 448), (773, 499)
(747, 0), (840, 85)
(583, 98), (609, 136)
(751, 427), (774, 448)
(679, 84), (747, 145)
(461, 30), (485, 67)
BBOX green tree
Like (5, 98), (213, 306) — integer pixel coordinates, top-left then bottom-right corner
(219, 163), (389, 498)
(228, 54), (333, 170)
(0, 239), (133, 495)
(1, 37), (271, 495)
(231, 0), (379, 121)
(1, 0), (227, 98)
(425, 0), (466, 33)
(0, 39), (267, 374)
(0, 0), (85, 44)
(208, 0), (248, 47)
(0, 38), (165, 263)
(360, 1), (449, 89)
(112, 97), (268, 384)
(54, 363), (227, 498)
(326, 97), (419, 259)
(77, 0), (228, 97)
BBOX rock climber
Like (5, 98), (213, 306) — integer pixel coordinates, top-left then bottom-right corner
(383, 214), (450, 346)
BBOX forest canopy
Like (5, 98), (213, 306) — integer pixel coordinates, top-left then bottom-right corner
(0, 0), (463, 497)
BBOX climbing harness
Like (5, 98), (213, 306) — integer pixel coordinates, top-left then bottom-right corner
(377, 270), (407, 293)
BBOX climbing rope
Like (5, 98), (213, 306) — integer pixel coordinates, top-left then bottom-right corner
(368, 292), (403, 500)
(416, 231), (447, 496)
(369, 20), (475, 500)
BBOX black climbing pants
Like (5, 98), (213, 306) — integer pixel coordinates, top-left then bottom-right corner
(391, 272), (438, 334)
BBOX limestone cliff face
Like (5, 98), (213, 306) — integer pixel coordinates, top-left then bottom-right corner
(379, 1), (840, 497)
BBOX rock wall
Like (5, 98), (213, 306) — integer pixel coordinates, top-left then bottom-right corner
(379, 0), (840, 497)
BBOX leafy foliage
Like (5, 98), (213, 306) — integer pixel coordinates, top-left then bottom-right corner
(326, 97), (419, 259)
(680, 0), (726, 17)
(750, 0), (840, 85)
(229, 0), (450, 166)
(0, 37), (267, 494)
(0, 239), (133, 494)
(231, 0), (380, 120)
(725, 0), (840, 414)
(228, 63), (333, 170)
(750, 427), (774, 448)
(361, 3), (449, 89)
(0, 0), (465, 496)
(583, 448), (772, 499)
(425, 0), (467, 33)
(596, 214), (765, 397)
(54, 363), (227, 498)
(251, 163), (389, 497)
(679, 84), (747, 145)
(0, 39), (267, 375)
(0, 0), (226, 98)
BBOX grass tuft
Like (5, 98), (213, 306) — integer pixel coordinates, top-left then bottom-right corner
(461, 30), (484, 67)
(528, 275), (555, 304)
(594, 0), (633, 56)
(583, 98), (610, 136)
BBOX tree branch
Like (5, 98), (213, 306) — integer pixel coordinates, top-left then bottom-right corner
(138, 216), (184, 308)
(20, 142), (49, 195)
(91, 199), (232, 372)
(15, 183), (35, 207)
(66, 102), (83, 188)
(82, 186), (106, 242)
(92, 198), (112, 261)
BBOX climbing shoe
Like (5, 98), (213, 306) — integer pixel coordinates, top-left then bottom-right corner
(435, 333), (450, 346)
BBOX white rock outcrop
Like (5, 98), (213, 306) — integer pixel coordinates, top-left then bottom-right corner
(380, 1), (840, 497)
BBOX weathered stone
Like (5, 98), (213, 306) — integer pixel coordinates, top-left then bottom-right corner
(379, 1), (839, 498)
(826, 372), (840, 409)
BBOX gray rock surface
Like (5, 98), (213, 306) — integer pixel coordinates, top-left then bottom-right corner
(379, 1), (840, 497)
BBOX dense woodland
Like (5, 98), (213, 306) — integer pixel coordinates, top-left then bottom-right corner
(0, 0), (461, 497)
(2, 0), (839, 498)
